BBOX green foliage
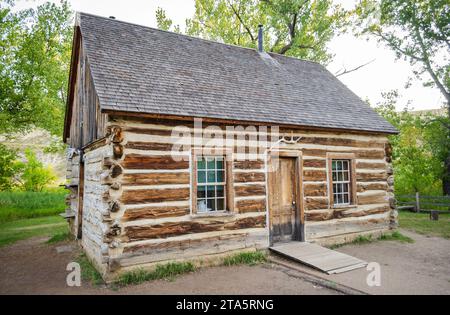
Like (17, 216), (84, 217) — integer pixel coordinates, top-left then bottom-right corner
(378, 230), (414, 243)
(157, 0), (351, 65)
(0, 215), (67, 247)
(222, 250), (267, 266)
(375, 91), (449, 195)
(0, 0), (73, 136)
(0, 143), (22, 190)
(399, 211), (450, 239)
(355, 0), (449, 104)
(0, 189), (66, 223)
(329, 231), (414, 249)
(46, 230), (70, 243)
(76, 253), (104, 285)
(17, 149), (57, 192)
(116, 262), (196, 286)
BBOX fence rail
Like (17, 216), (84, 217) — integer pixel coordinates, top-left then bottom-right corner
(396, 193), (450, 214)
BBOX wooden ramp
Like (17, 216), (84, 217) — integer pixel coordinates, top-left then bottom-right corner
(270, 242), (367, 274)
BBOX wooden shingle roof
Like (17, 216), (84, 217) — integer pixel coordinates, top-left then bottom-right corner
(74, 12), (397, 134)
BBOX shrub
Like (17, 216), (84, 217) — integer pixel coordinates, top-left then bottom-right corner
(18, 149), (57, 192)
(0, 144), (22, 191)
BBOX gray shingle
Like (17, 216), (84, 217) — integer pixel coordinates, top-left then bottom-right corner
(78, 12), (398, 134)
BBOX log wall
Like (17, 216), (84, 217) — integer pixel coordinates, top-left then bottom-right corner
(66, 116), (396, 275)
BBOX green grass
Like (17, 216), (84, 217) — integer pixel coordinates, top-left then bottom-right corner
(223, 251), (267, 266)
(76, 253), (104, 286)
(0, 215), (68, 247)
(329, 231), (414, 249)
(47, 230), (71, 244)
(399, 211), (450, 239)
(0, 189), (66, 223)
(115, 261), (196, 286)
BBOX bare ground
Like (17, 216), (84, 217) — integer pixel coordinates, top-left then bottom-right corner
(0, 229), (448, 295)
(0, 237), (337, 295)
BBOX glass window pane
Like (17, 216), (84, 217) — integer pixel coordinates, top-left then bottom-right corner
(343, 161), (349, 170)
(197, 158), (206, 169)
(207, 199), (215, 211)
(207, 185), (216, 198)
(332, 161), (337, 170)
(337, 172), (343, 181)
(197, 185), (206, 198)
(207, 157), (215, 169)
(198, 171), (206, 183)
(343, 171), (349, 181)
(332, 172), (337, 181)
(343, 183), (348, 193)
(217, 170), (224, 182)
(216, 185), (224, 197)
(337, 161), (342, 170)
(216, 198), (225, 211)
(197, 199), (207, 212)
(207, 171), (216, 183)
(344, 194), (349, 204)
(216, 158), (224, 170)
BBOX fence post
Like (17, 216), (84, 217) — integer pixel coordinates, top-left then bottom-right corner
(415, 192), (420, 213)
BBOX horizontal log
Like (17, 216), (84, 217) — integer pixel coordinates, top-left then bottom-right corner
(340, 205), (390, 218)
(233, 172), (265, 183)
(356, 172), (387, 182)
(300, 137), (385, 149)
(357, 182), (388, 193)
(121, 188), (190, 204)
(305, 210), (333, 221)
(122, 205), (190, 221)
(303, 159), (326, 168)
(235, 199), (266, 213)
(124, 215), (266, 241)
(357, 193), (387, 205)
(234, 184), (266, 197)
(123, 232), (248, 255)
(302, 149), (385, 159)
(234, 160), (265, 170)
(303, 169), (327, 182)
(356, 161), (386, 170)
(303, 183), (327, 197)
(122, 154), (189, 170)
(122, 172), (190, 186)
(125, 141), (173, 151)
(305, 197), (329, 210)
(124, 127), (173, 137)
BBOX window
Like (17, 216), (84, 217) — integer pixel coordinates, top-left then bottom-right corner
(327, 153), (356, 207)
(196, 156), (226, 212)
(191, 149), (234, 214)
(331, 160), (351, 205)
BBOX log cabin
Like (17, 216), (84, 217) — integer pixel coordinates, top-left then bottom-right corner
(63, 13), (398, 278)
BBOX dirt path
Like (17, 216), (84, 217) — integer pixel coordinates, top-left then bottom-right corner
(0, 237), (338, 295)
(274, 229), (450, 295)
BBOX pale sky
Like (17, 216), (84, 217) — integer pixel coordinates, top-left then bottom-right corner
(14, 0), (446, 111)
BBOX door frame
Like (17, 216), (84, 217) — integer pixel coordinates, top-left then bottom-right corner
(76, 153), (84, 239)
(267, 150), (304, 246)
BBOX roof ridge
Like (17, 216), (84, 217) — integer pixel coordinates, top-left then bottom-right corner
(76, 11), (323, 68)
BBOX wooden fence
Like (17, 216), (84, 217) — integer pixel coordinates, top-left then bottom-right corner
(396, 193), (450, 214)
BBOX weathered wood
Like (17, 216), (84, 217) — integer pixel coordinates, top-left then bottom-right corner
(305, 197), (329, 210)
(124, 215), (266, 241)
(300, 137), (385, 149)
(303, 169), (327, 182)
(356, 172), (387, 182)
(234, 184), (266, 197)
(122, 154), (189, 170)
(233, 172), (265, 183)
(357, 182), (388, 192)
(125, 141), (173, 151)
(234, 160), (265, 170)
(357, 192), (387, 205)
(303, 183), (327, 197)
(111, 164), (123, 178)
(235, 199), (266, 213)
(122, 172), (190, 186)
(121, 188), (190, 204)
(356, 161), (386, 170)
(122, 205), (190, 221)
(303, 159), (326, 168)
(113, 144), (124, 159)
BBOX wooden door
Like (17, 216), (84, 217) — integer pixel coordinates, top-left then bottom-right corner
(269, 155), (303, 244)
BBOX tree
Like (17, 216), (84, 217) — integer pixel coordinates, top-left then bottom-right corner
(0, 143), (22, 190)
(356, 0), (450, 194)
(0, 0), (73, 136)
(375, 90), (449, 195)
(157, 0), (350, 65)
(16, 149), (56, 192)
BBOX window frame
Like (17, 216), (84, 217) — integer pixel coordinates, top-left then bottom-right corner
(191, 148), (234, 215)
(327, 153), (357, 208)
